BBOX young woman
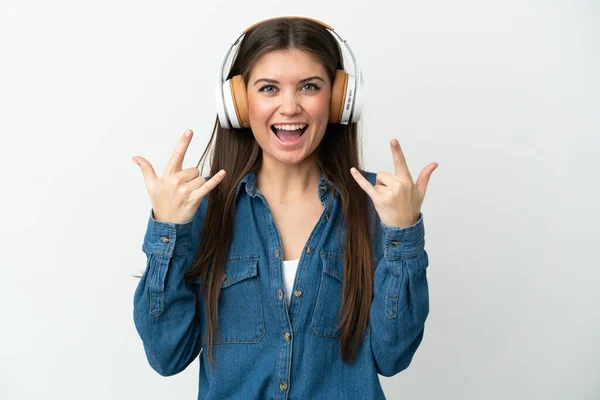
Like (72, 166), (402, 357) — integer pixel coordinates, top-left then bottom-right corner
(132, 16), (438, 400)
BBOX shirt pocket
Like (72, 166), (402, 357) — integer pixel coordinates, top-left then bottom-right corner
(310, 252), (370, 341)
(213, 255), (266, 344)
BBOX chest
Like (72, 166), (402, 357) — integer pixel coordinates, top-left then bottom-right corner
(269, 200), (325, 261)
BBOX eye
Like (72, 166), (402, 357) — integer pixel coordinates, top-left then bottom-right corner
(300, 83), (320, 91)
(258, 85), (277, 93)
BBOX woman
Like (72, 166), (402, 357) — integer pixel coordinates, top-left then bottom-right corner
(132, 16), (438, 399)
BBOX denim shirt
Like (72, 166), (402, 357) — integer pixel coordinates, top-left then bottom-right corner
(133, 170), (430, 400)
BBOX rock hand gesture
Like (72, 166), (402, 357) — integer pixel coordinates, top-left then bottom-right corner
(132, 129), (226, 224)
(350, 138), (438, 229)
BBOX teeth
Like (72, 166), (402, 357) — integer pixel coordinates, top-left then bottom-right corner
(273, 124), (307, 131)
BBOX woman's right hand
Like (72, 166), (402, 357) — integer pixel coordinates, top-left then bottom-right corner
(133, 129), (226, 224)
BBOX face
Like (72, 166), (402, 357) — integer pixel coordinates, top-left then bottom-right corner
(246, 48), (331, 166)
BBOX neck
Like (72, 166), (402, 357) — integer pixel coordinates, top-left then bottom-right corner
(256, 154), (321, 205)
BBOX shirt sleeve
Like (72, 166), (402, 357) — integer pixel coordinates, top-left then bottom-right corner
(369, 212), (430, 377)
(132, 208), (203, 376)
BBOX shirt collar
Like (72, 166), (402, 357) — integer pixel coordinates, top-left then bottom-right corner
(236, 170), (339, 200)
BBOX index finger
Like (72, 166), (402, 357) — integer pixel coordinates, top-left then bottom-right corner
(350, 167), (378, 200)
(165, 129), (193, 173)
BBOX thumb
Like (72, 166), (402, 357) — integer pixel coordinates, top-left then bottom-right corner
(133, 156), (158, 191)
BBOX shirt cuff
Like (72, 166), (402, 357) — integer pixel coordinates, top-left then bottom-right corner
(381, 212), (425, 260)
(141, 208), (193, 257)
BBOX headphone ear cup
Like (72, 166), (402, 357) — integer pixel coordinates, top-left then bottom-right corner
(221, 75), (250, 129)
(229, 75), (250, 128)
(350, 68), (363, 122)
(329, 69), (348, 123)
(216, 79), (230, 129)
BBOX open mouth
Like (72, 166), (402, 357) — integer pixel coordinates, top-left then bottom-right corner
(271, 124), (309, 143)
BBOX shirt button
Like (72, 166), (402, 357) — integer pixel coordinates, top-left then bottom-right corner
(280, 382), (288, 391)
(320, 185), (327, 191)
(325, 214), (329, 221)
(283, 332), (291, 341)
(278, 289), (283, 300)
(294, 290), (302, 297)
(391, 240), (402, 246)
(159, 236), (170, 243)
(274, 248), (280, 258)
(306, 246), (312, 253)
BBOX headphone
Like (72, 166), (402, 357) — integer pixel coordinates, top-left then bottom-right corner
(215, 16), (363, 129)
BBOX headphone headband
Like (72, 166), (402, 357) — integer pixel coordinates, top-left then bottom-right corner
(216, 16), (363, 129)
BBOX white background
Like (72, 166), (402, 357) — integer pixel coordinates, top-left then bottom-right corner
(0, 0), (598, 399)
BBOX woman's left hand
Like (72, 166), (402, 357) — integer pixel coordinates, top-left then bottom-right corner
(350, 138), (438, 229)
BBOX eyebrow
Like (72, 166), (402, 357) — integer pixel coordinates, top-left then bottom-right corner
(253, 76), (326, 86)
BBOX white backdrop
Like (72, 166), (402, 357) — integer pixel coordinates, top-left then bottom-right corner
(0, 0), (598, 399)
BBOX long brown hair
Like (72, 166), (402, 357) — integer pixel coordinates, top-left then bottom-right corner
(184, 17), (375, 370)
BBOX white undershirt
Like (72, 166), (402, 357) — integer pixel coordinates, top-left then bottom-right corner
(282, 259), (300, 308)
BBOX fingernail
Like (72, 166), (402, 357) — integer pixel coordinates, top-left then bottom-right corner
(184, 129), (192, 137)
(132, 157), (139, 165)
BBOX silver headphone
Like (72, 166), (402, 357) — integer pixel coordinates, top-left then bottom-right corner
(215, 17), (364, 129)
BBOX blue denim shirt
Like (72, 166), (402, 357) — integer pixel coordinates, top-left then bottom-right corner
(133, 170), (430, 400)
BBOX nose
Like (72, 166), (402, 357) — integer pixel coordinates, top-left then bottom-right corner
(278, 90), (301, 116)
